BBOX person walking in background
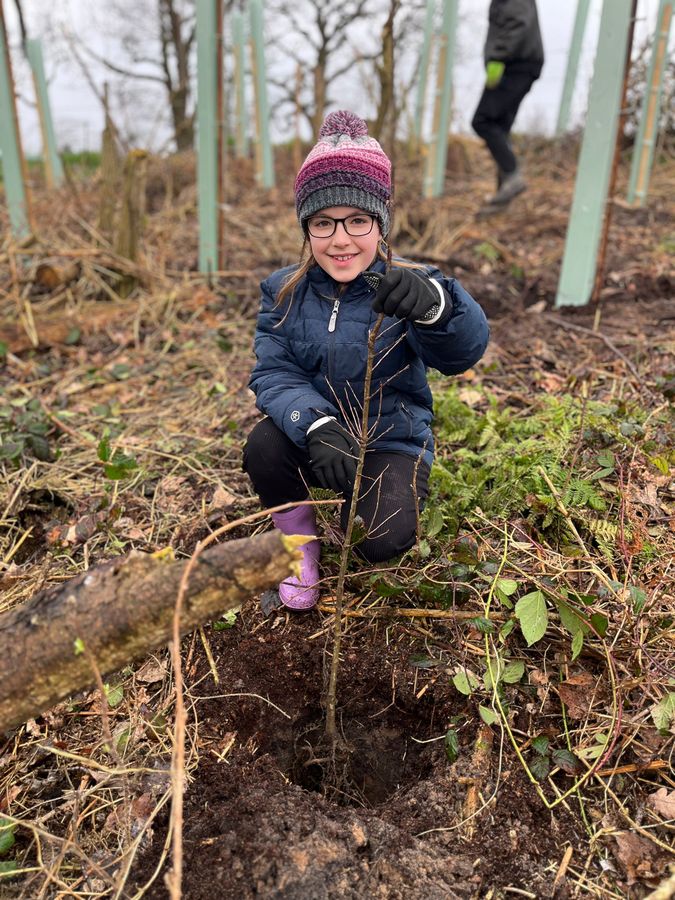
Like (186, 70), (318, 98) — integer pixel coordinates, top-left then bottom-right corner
(242, 110), (489, 611)
(471, 0), (544, 209)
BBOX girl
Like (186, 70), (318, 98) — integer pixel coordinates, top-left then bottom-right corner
(243, 110), (489, 610)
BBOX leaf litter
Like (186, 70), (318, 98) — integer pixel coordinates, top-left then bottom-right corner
(0, 138), (674, 897)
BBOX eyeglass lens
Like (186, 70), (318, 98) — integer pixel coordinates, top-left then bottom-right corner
(307, 214), (374, 238)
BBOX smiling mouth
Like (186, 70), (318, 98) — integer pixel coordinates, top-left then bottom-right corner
(330, 254), (356, 261)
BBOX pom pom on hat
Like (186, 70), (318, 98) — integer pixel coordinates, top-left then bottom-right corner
(295, 110), (392, 236)
(318, 110), (368, 140)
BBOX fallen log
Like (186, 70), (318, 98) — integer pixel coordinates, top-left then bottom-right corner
(0, 530), (297, 731)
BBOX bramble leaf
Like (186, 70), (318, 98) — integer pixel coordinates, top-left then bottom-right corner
(515, 590), (548, 646)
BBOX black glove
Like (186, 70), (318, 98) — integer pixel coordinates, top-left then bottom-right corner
(370, 268), (442, 322)
(307, 419), (358, 493)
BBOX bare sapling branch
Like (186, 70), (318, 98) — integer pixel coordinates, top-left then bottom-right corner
(324, 313), (385, 746)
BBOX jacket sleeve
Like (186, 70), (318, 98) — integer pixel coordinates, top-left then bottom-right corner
(489, 0), (536, 62)
(248, 279), (340, 447)
(405, 271), (489, 375)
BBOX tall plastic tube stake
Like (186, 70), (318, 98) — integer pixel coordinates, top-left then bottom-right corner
(627, 0), (673, 206)
(249, 0), (274, 188)
(413, 0), (435, 145)
(196, 0), (220, 273)
(555, 0), (591, 136)
(0, 3), (32, 239)
(25, 38), (64, 188)
(555, 0), (633, 308)
(232, 11), (249, 159)
(424, 0), (458, 198)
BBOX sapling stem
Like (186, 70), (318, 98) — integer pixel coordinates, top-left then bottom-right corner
(325, 313), (385, 746)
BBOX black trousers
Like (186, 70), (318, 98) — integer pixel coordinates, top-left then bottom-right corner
(471, 65), (539, 175)
(242, 418), (430, 564)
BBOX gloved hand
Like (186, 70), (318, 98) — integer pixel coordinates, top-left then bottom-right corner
(307, 419), (358, 493)
(370, 268), (440, 322)
(485, 60), (505, 89)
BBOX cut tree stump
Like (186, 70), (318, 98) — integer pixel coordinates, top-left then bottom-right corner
(0, 530), (297, 731)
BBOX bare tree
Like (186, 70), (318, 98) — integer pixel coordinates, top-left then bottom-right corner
(266, 0), (379, 140)
(265, 0), (427, 151)
(369, 0), (426, 151)
(67, 0), (197, 152)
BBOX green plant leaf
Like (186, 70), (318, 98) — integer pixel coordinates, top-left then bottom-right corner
(499, 619), (515, 641)
(479, 705), (498, 725)
(452, 670), (479, 696)
(26, 434), (51, 461)
(651, 693), (675, 733)
(115, 726), (133, 754)
(417, 539), (431, 559)
(0, 819), (16, 855)
(555, 600), (586, 636)
(483, 654), (503, 690)
(531, 735), (550, 756)
(551, 748), (582, 774)
(590, 613), (608, 637)
(501, 659), (525, 684)
(97, 433), (111, 461)
(104, 683), (124, 708)
(571, 629), (584, 661)
(628, 584), (646, 614)
(444, 729), (459, 763)
(496, 578), (518, 596)
(0, 860), (18, 878)
(515, 590), (548, 646)
(372, 580), (406, 598)
(469, 616), (495, 634)
(104, 451), (139, 480)
(530, 754), (550, 781)
(426, 507), (444, 539)
(213, 610), (238, 631)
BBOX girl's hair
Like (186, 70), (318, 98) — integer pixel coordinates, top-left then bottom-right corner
(275, 237), (426, 312)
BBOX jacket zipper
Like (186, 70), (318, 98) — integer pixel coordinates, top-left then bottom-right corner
(328, 298), (340, 333)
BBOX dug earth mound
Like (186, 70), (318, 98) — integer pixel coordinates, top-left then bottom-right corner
(132, 607), (584, 899)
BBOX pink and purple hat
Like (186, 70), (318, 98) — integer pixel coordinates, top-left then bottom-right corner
(294, 110), (392, 236)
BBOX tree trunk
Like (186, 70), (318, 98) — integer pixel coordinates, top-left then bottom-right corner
(0, 530), (297, 731)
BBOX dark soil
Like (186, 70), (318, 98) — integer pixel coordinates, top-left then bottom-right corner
(133, 608), (584, 900)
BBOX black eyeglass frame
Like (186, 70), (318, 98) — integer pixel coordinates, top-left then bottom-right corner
(305, 213), (376, 239)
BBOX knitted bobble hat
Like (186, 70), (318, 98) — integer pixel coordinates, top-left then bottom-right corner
(294, 110), (392, 236)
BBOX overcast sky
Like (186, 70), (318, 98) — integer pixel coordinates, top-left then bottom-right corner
(2, 0), (669, 156)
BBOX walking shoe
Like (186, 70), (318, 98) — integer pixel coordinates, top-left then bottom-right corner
(488, 169), (527, 206)
(271, 505), (320, 610)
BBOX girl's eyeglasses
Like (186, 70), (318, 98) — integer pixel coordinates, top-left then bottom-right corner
(306, 213), (375, 239)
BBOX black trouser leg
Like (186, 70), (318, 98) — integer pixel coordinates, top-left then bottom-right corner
(345, 451), (430, 564)
(242, 418), (313, 507)
(471, 68), (537, 174)
(242, 419), (430, 564)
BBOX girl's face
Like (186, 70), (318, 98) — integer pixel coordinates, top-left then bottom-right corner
(307, 206), (381, 283)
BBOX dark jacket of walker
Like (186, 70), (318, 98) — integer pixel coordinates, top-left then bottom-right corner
(249, 259), (490, 469)
(484, 0), (544, 74)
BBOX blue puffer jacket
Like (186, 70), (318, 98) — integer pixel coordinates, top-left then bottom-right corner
(248, 258), (489, 467)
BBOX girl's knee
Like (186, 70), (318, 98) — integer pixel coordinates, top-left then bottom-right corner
(243, 419), (288, 475)
(356, 528), (416, 565)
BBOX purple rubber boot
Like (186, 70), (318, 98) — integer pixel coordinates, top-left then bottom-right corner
(271, 506), (320, 610)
